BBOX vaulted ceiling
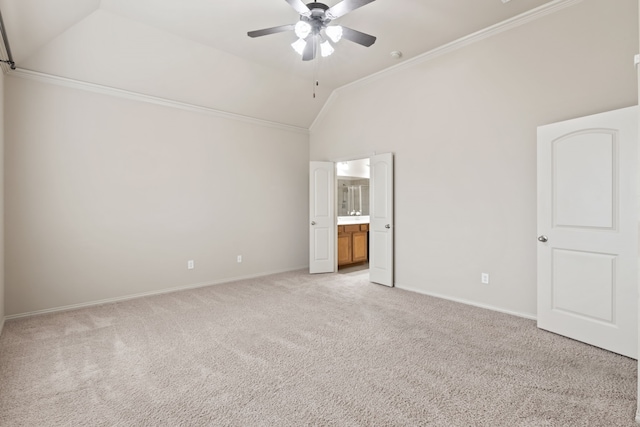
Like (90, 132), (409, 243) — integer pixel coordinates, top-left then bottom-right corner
(0, 0), (554, 128)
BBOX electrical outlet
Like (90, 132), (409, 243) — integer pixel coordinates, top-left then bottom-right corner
(187, 260), (194, 270)
(237, 255), (242, 263)
(481, 273), (489, 284)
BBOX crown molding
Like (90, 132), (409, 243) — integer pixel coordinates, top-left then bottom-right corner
(310, 0), (583, 133)
(309, 89), (340, 133)
(9, 68), (310, 135)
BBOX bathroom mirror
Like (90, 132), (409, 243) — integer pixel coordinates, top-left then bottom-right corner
(338, 180), (369, 216)
(337, 158), (369, 217)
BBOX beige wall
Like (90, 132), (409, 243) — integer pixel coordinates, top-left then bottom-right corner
(4, 75), (309, 316)
(311, 0), (639, 317)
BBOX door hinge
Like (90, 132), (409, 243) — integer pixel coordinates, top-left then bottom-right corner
(634, 54), (639, 68)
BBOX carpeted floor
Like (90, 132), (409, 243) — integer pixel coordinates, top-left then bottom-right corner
(0, 269), (637, 426)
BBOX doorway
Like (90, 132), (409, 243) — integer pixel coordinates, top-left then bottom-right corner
(337, 158), (370, 274)
(309, 153), (394, 287)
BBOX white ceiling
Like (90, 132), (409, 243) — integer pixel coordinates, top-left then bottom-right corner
(0, 0), (554, 128)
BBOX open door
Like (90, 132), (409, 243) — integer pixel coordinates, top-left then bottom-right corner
(537, 106), (638, 358)
(309, 162), (335, 274)
(369, 153), (394, 286)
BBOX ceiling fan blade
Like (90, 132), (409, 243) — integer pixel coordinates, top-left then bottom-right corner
(286, 0), (312, 17)
(341, 26), (376, 47)
(247, 24), (295, 38)
(302, 37), (316, 61)
(326, 0), (376, 20)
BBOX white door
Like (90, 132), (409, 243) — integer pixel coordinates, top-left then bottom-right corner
(537, 106), (638, 359)
(309, 161), (335, 274)
(370, 153), (394, 286)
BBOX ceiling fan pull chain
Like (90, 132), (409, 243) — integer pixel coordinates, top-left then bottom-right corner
(313, 48), (320, 98)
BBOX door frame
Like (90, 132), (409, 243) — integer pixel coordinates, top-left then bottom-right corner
(636, 4), (640, 417)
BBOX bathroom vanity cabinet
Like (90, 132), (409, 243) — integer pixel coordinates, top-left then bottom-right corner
(337, 224), (368, 267)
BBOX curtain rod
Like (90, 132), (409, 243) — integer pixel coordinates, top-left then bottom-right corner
(0, 8), (15, 69)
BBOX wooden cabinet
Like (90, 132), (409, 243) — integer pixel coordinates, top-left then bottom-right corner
(338, 223), (369, 267)
(337, 231), (352, 265)
(352, 229), (368, 263)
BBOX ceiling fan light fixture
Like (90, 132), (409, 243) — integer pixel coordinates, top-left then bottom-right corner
(294, 21), (312, 39)
(320, 40), (334, 57)
(325, 25), (343, 43)
(248, 0), (378, 64)
(291, 38), (307, 55)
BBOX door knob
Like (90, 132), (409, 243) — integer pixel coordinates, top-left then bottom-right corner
(538, 235), (548, 243)
(385, 224), (391, 229)
(311, 221), (316, 226)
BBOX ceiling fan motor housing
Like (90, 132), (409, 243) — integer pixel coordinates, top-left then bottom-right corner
(306, 2), (330, 14)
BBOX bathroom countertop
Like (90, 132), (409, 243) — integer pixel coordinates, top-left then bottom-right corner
(337, 216), (370, 225)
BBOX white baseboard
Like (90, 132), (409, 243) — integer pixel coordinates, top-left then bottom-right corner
(395, 283), (537, 321)
(5, 266), (308, 321)
(635, 410), (640, 424)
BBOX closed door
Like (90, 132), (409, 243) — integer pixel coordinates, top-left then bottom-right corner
(537, 106), (638, 358)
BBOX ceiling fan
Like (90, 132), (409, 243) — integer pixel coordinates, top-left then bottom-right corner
(248, 0), (377, 61)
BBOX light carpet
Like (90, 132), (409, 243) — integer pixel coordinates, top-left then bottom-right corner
(0, 269), (637, 426)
